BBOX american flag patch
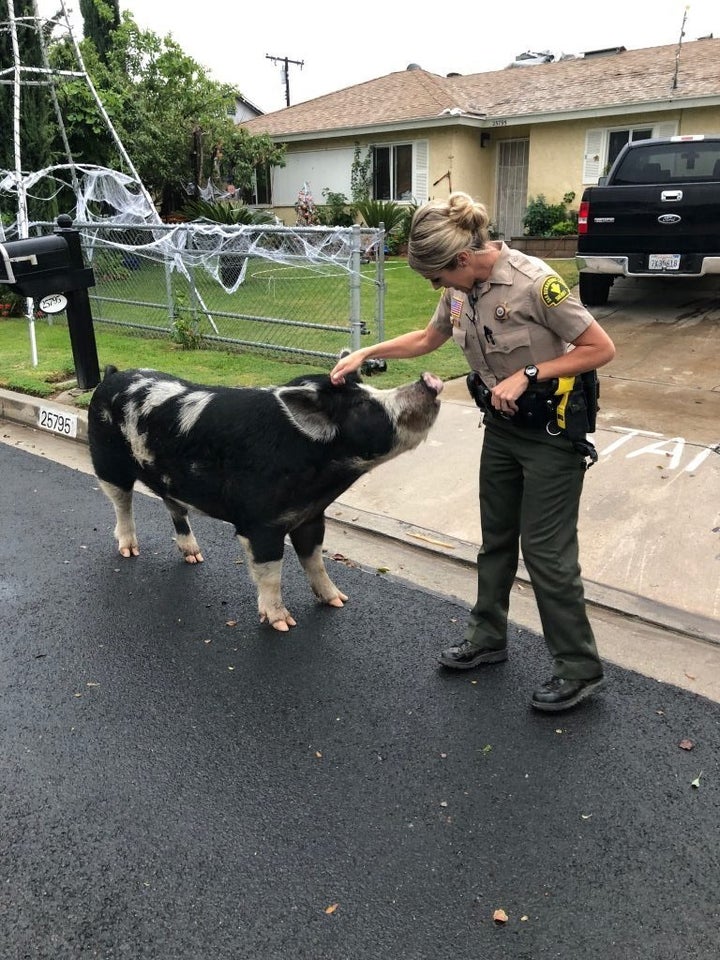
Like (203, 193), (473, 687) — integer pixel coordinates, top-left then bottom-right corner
(450, 296), (464, 323)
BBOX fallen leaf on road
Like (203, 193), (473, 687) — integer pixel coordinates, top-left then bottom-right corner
(493, 908), (508, 923)
(325, 903), (339, 914)
(691, 772), (703, 788)
(679, 739), (695, 751)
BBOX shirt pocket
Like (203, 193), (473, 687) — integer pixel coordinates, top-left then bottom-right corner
(484, 325), (532, 358)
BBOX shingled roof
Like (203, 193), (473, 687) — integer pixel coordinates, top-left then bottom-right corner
(240, 38), (720, 139)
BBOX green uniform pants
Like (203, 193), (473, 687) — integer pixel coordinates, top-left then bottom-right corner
(464, 418), (603, 681)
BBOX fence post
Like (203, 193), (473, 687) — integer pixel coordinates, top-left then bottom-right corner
(349, 223), (362, 351)
(376, 225), (386, 342)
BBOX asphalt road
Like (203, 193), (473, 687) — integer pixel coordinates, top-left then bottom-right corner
(3, 441), (720, 959)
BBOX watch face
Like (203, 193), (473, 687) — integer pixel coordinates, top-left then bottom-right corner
(525, 364), (538, 379)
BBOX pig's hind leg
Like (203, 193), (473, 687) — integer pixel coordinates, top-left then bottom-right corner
(163, 496), (204, 563)
(98, 479), (139, 558)
(290, 516), (348, 609)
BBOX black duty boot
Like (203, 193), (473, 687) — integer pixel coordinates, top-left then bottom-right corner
(531, 675), (606, 712)
(438, 640), (508, 670)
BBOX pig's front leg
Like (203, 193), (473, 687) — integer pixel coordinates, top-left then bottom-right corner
(290, 519), (348, 608)
(237, 535), (296, 631)
(164, 496), (204, 563)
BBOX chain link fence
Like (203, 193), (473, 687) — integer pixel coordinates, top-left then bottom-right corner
(32, 221), (386, 365)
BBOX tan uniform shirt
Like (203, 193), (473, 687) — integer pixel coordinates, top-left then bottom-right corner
(430, 242), (593, 387)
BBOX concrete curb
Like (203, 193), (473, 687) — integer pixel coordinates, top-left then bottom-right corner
(2, 386), (718, 648)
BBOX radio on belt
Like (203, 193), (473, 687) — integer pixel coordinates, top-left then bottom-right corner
(0, 214), (100, 389)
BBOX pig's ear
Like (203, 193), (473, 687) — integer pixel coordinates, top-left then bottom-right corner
(277, 386), (339, 443)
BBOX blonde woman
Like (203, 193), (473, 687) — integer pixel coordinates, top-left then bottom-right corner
(331, 191), (615, 713)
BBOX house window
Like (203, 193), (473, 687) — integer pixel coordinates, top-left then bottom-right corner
(241, 163), (272, 205)
(255, 163), (271, 205)
(606, 127), (653, 168)
(372, 144), (413, 200)
(583, 121), (677, 183)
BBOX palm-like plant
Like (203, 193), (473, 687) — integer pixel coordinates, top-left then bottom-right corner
(354, 199), (407, 233)
(184, 198), (275, 224)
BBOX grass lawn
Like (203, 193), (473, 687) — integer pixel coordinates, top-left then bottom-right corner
(0, 258), (579, 407)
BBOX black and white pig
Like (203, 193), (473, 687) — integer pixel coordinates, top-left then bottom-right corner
(88, 365), (443, 630)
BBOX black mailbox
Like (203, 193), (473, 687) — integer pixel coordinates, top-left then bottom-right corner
(0, 215), (100, 390)
(0, 234), (94, 298)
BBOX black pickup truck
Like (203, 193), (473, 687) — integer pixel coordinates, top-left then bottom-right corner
(575, 135), (720, 305)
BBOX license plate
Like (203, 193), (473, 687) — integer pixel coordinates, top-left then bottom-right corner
(648, 253), (680, 270)
(37, 406), (78, 439)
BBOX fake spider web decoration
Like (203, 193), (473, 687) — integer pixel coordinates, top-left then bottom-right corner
(0, 163), (381, 297)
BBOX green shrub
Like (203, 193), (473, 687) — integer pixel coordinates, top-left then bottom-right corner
(550, 220), (578, 236)
(316, 190), (354, 227)
(523, 192), (577, 236)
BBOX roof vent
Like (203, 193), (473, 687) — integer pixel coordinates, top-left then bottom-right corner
(582, 46), (626, 58)
(406, 63), (422, 71)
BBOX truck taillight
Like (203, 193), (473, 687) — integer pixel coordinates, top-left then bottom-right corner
(578, 200), (589, 235)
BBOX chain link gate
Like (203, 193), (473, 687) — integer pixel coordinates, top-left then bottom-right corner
(32, 221), (386, 366)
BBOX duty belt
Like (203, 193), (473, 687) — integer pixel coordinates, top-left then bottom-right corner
(466, 371), (600, 467)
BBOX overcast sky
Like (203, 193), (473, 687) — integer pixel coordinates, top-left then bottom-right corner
(39, 0), (719, 114)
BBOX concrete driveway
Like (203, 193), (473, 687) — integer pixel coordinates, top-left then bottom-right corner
(588, 273), (720, 444)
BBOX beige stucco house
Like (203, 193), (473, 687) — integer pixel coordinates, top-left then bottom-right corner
(239, 38), (720, 240)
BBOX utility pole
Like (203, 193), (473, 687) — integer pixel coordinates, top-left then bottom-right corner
(265, 54), (304, 107)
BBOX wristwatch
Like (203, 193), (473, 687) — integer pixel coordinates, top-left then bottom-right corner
(523, 364), (539, 383)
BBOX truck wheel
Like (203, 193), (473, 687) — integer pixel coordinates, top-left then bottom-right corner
(579, 273), (612, 306)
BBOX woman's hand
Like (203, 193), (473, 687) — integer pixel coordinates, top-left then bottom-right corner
(330, 349), (367, 384)
(490, 371), (528, 414)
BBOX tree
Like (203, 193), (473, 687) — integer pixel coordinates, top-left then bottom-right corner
(79, 0), (120, 64)
(49, 11), (285, 217)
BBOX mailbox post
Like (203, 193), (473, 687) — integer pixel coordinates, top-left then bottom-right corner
(0, 214), (100, 389)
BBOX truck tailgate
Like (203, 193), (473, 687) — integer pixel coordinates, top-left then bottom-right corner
(579, 183), (720, 257)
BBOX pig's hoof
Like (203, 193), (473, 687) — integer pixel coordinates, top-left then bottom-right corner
(326, 594), (347, 608)
(260, 610), (297, 630)
(118, 543), (139, 558)
(183, 551), (204, 564)
(176, 534), (203, 563)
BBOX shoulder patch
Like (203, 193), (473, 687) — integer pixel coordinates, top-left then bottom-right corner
(540, 274), (570, 307)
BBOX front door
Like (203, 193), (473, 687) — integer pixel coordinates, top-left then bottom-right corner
(495, 138), (529, 240)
